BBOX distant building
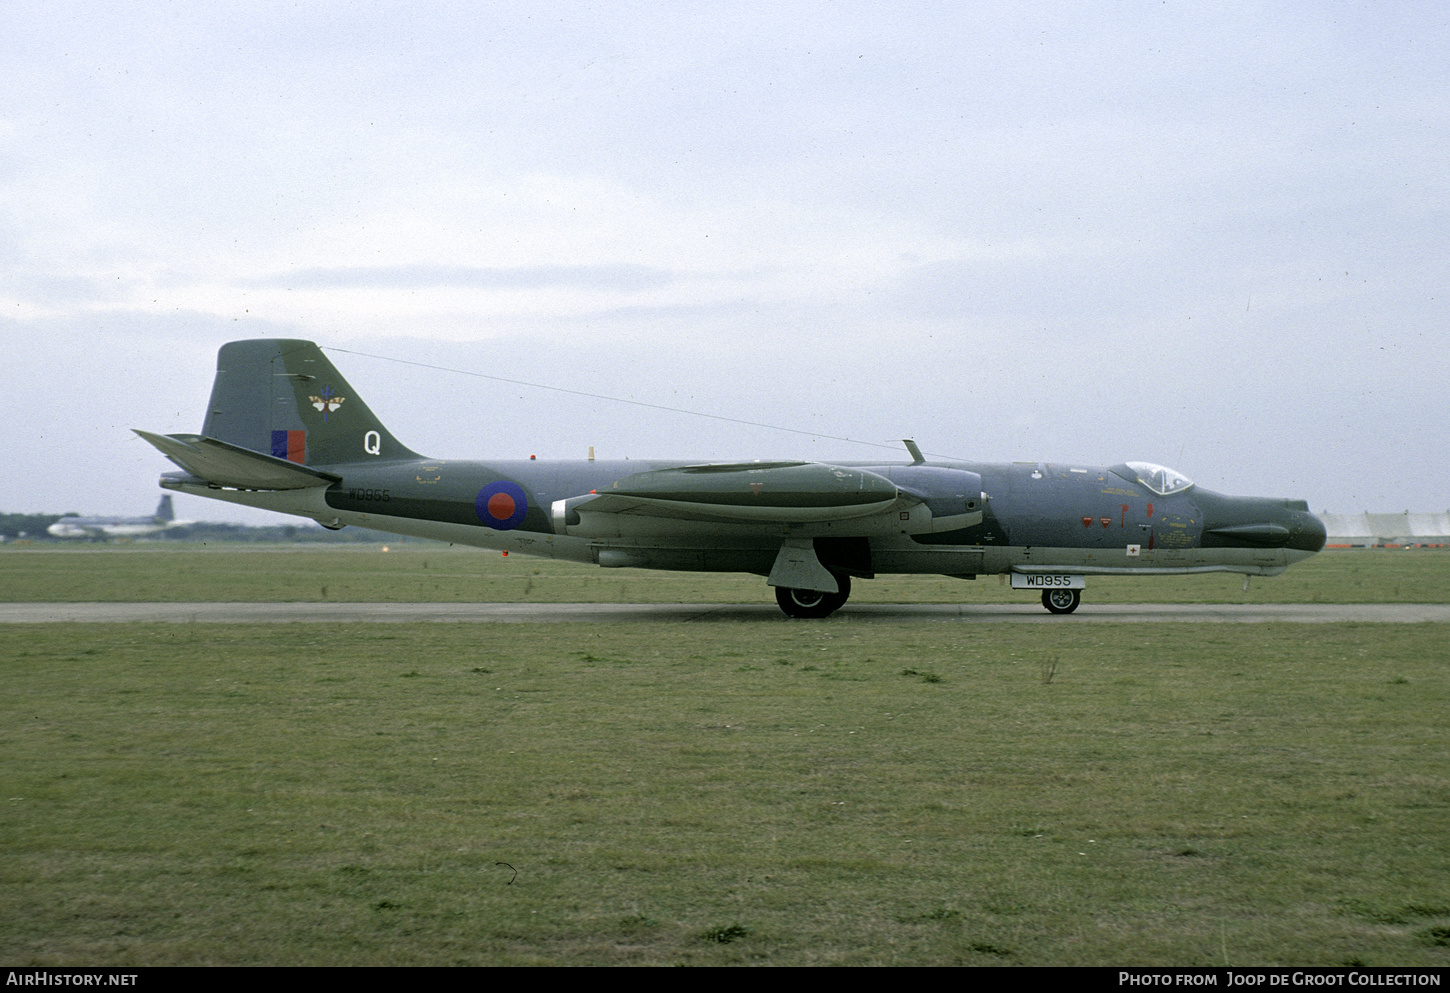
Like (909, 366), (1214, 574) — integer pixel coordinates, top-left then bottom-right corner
(1320, 511), (1450, 548)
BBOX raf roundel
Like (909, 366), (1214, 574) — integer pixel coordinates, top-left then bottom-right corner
(476, 480), (528, 530)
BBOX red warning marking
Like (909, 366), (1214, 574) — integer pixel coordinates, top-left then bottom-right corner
(1081, 517), (1093, 528)
(1120, 504), (1129, 527)
(1148, 533), (1155, 550)
(487, 492), (517, 520)
(1146, 502), (1154, 518)
(1100, 517), (1112, 528)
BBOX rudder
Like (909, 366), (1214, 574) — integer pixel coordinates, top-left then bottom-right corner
(201, 339), (418, 466)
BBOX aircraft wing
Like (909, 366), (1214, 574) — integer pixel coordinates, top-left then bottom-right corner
(552, 460), (952, 536)
(133, 430), (341, 490)
(600, 461), (899, 519)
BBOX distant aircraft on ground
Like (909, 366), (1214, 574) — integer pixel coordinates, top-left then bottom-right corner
(136, 340), (1326, 616)
(47, 495), (182, 540)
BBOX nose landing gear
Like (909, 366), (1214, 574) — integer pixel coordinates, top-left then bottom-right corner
(1042, 588), (1081, 614)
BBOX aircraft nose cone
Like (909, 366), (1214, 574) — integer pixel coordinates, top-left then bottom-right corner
(1199, 494), (1326, 553)
(1291, 509), (1327, 552)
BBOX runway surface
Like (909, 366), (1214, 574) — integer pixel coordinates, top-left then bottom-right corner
(3, 602), (1448, 624)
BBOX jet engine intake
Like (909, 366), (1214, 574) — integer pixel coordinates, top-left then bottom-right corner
(883, 465), (985, 531)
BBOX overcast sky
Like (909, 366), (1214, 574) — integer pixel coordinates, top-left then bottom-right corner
(3, 1), (1446, 524)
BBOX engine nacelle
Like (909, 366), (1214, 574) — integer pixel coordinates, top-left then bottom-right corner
(880, 465), (985, 532)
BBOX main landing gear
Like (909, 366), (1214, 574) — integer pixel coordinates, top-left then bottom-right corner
(1041, 588), (1081, 614)
(775, 574), (852, 618)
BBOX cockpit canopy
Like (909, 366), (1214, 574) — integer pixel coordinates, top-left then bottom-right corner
(1114, 461), (1194, 496)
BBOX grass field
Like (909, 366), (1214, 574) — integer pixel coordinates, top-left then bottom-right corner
(1, 546), (1447, 965)
(2, 621), (1448, 966)
(2, 544), (1449, 604)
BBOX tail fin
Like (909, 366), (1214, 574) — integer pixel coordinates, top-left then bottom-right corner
(201, 339), (418, 466)
(155, 495), (174, 522)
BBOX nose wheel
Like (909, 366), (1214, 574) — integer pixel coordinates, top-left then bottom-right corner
(775, 574), (852, 618)
(1041, 588), (1081, 614)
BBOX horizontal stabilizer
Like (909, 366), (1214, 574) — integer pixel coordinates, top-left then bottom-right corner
(134, 430), (341, 490)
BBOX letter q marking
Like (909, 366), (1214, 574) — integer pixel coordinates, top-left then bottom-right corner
(364, 431), (381, 455)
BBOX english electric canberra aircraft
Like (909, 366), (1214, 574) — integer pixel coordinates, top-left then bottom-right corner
(137, 340), (1326, 616)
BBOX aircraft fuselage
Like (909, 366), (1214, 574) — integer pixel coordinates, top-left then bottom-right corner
(143, 339), (1326, 617)
(163, 454), (1325, 579)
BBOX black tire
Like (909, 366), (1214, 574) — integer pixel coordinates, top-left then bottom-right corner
(1041, 588), (1081, 614)
(775, 574), (852, 618)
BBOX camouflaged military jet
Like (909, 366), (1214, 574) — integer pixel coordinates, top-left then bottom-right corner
(137, 339), (1326, 616)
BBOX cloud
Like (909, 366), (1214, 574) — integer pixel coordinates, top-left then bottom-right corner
(2, 3), (1448, 518)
